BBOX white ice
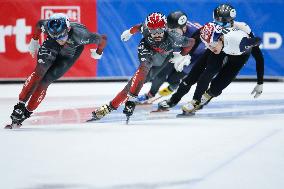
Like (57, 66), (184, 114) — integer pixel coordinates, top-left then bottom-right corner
(0, 82), (284, 189)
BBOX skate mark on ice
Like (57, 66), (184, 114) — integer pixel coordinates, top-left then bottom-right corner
(24, 99), (284, 126)
(199, 129), (282, 182)
(23, 178), (203, 189)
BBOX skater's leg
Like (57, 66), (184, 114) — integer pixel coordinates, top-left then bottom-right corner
(9, 40), (60, 125)
(149, 62), (174, 96)
(181, 53), (226, 113)
(192, 52), (225, 102)
(26, 46), (84, 112)
(166, 70), (186, 91)
(92, 39), (153, 120)
(208, 54), (249, 97)
(19, 40), (60, 103)
(169, 50), (211, 106)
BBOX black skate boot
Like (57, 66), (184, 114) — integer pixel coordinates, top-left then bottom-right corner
(5, 102), (32, 129)
(88, 104), (114, 121)
(157, 99), (176, 111)
(123, 101), (136, 124)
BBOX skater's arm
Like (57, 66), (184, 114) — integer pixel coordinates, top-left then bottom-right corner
(89, 34), (107, 59)
(29, 20), (47, 58)
(248, 31), (264, 84)
(121, 23), (143, 41)
(251, 46), (264, 84)
(32, 20), (46, 40)
(188, 29), (202, 56)
(180, 37), (195, 56)
(95, 34), (107, 55)
(251, 46), (264, 99)
(130, 24), (143, 34)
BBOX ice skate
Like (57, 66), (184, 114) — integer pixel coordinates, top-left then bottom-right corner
(151, 99), (177, 113)
(158, 86), (173, 96)
(123, 101), (136, 124)
(176, 110), (196, 118)
(182, 99), (200, 114)
(152, 100), (173, 113)
(200, 91), (213, 106)
(5, 102), (32, 129)
(89, 104), (113, 121)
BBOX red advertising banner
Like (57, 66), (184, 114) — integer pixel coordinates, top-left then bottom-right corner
(0, 0), (98, 79)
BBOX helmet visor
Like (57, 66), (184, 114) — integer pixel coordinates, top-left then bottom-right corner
(47, 19), (67, 39)
(214, 20), (231, 28)
(149, 28), (165, 35)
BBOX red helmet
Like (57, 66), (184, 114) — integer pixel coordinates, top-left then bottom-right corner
(145, 12), (167, 30)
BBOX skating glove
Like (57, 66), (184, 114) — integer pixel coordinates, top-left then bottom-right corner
(170, 52), (191, 72)
(251, 84), (263, 98)
(28, 39), (40, 58)
(90, 49), (103, 59)
(121, 29), (133, 41)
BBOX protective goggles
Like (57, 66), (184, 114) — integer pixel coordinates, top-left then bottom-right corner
(149, 28), (165, 35)
(47, 19), (68, 39)
(213, 21), (231, 28)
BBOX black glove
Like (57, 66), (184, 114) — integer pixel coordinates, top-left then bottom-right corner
(240, 37), (261, 52)
(123, 101), (136, 116)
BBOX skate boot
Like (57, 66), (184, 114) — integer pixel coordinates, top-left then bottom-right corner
(181, 100), (200, 114)
(123, 101), (136, 124)
(5, 102), (32, 129)
(90, 104), (114, 121)
(123, 101), (136, 117)
(200, 91), (213, 106)
(136, 92), (153, 105)
(158, 86), (173, 96)
(157, 99), (176, 111)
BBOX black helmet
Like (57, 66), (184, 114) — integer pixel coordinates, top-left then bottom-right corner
(167, 11), (188, 29)
(213, 4), (236, 23)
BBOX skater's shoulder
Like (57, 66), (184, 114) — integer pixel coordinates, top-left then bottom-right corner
(70, 22), (88, 31)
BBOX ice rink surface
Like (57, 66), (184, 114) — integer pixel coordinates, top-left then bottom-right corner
(0, 82), (284, 189)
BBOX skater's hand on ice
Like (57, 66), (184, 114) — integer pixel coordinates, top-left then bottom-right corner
(28, 39), (40, 58)
(121, 29), (132, 41)
(90, 49), (103, 59)
(251, 84), (263, 98)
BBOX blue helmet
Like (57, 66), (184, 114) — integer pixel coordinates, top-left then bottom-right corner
(47, 13), (70, 40)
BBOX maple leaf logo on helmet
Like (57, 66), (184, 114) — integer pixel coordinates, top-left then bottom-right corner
(145, 12), (167, 30)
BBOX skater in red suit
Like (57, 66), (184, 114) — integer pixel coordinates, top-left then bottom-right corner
(90, 12), (195, 122)
(6, 13), (107, 129)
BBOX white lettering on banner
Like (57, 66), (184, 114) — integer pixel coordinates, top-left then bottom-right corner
(41, 6), (80, 22)
(13, 19), (32, 52)
(0, 19), (31, 53)
(260, 32), (282, 50)
(0, 25), (12, 52)
(44, 9), (80, 22)
(41, 6), (81, 43)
